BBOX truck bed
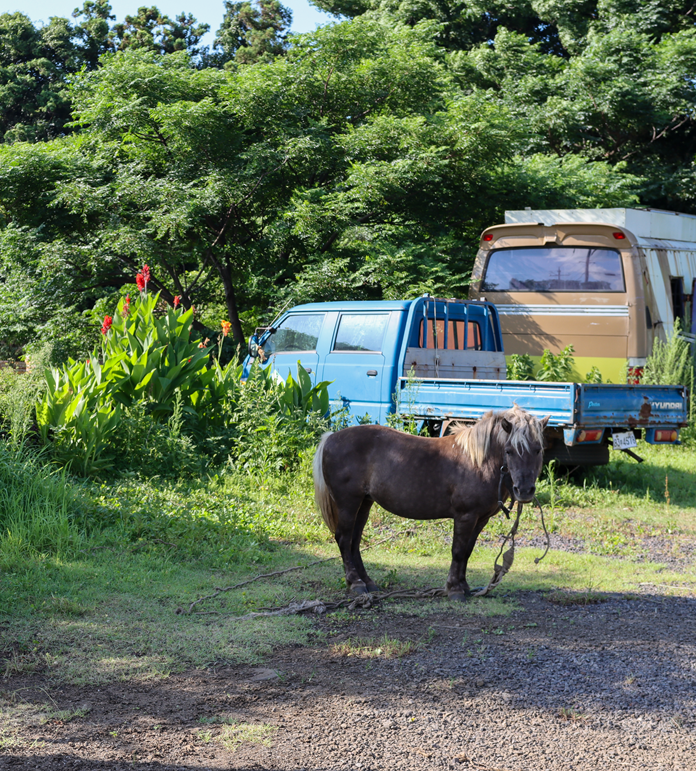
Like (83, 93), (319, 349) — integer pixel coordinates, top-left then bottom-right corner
(400, 377), (688, 431)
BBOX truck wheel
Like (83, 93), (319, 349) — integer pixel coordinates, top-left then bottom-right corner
(544, 440), (609, 467)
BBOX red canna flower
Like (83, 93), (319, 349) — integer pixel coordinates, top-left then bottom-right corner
(101, 315), (113, 335)
(121, 294), (131, 317)
(173, 295), (181, 308)
(135, 264), (151, 293)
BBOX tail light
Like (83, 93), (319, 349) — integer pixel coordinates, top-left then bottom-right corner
(654, 429), (678, 443)
(576, 429), (604, 443)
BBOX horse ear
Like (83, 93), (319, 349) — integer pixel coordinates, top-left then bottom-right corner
(500, 417), (512, 434)
(540, 415), (550, 430)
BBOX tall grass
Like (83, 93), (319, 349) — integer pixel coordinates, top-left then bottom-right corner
(0, 444), (79, 558)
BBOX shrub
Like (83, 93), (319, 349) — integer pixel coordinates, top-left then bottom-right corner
(642, 318), (694, 391)
(536, 345), (575, 382)
(506, 354), (535, 381)
(35, 271), (331, 476)
(642, 318), (695, 433)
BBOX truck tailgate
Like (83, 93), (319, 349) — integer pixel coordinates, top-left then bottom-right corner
(576, 384), (688, 428)
(401, 378), (576, 426)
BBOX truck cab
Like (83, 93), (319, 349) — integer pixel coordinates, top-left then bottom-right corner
(247, 298), (504, 424)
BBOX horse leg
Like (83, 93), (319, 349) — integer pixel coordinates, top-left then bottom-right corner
(334, 495), (371, 595)
(446, 515), (489, 601)
(351, 498), (380, 593)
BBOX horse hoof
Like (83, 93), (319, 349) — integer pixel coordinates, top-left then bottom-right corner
(350, 583), (369, 596)
(365, 583), (381, 593)
(448, 592), (469, 602)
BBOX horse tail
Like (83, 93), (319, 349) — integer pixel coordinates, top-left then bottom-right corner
(313, 432), (338, 534)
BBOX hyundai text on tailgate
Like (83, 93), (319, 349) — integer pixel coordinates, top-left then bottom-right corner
(245, 297), (687, 466)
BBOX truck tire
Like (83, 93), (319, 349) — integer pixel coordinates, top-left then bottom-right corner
(544, 440), (609, 467)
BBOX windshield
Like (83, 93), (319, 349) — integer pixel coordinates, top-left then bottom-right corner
(482, 247), (625, 292)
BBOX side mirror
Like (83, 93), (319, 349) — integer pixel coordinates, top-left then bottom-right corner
(248, 334), (260, 358)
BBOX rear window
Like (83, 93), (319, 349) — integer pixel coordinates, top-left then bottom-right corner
(419, 319), (482, 350)
(333, 314), (389, 352)
(482, 247), (626, 292)
(264, 314), (324, 354)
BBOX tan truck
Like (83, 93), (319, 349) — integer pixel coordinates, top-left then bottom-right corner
(467, 208), (696, 382)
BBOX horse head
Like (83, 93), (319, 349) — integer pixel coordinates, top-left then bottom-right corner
(498, 407), (549, 503)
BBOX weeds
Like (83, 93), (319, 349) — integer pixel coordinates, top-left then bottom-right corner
(0, 445), (80, 559)
(332, 634), (416, 659)
(41, 706), (90, 723)
(557, 707), (589, 723)
(218, 722), (276, 751)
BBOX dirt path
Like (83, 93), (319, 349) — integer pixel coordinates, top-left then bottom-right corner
(2, 590), (696, 771)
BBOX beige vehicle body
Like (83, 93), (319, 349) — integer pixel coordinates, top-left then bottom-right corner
(468, 208), (696, 383)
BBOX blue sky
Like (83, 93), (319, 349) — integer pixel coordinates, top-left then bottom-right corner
(10, 0), (335, 44)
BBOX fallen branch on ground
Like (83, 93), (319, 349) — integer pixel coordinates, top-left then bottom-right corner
(214, 587), (448, 620)
(177, 527), (417, 615)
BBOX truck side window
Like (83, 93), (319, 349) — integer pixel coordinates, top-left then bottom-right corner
(419, 319), (482, 350)
(333, 314), (389, 352)
(264, 314), (324, 355)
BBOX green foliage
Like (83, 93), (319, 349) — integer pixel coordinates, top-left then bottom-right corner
(642, 318), (695, 425)
(387, 366), (420, 434)
(214, 0), (292, 65)
(506, 353), (535, 381)
(34, 290), (330, 476)
(585, 366), (603, 384)
(642, 319), (693, 388)
(0, 444), (79, 558)
(0, 16), (640, 360)
(101, 293), (212, 418)
(111, 6), (210, 56)
(228, 361), (331, 474)
(536, 345), (576, 382)
(0, 358), (47, 447)
(37, 358), (122, 476)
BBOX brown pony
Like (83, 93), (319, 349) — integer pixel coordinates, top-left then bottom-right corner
(313, 405), (549, 600)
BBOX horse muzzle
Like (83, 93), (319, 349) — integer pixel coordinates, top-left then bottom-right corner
(513, 484), (536, 503)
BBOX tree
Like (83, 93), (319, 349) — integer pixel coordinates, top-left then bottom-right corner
(110, 6), (210, 57)
(0, 12), (76, 142)
(317, 0), (696, 213)
(72, 0), (117, 69)
(461, 22), (696, 211)
(0, 18), (638, 358)
(214, 0), (293, 65)
(0, 3), (212, 144)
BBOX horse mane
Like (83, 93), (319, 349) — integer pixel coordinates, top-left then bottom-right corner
(454, 404), (545, 468)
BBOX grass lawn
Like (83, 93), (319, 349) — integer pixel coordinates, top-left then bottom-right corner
(1, 441), (695, 685)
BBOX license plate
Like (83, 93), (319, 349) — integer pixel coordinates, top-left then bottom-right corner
(613, 431), (637, 450)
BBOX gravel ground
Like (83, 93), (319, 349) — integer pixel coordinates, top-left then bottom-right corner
(2, 589), (695, 771)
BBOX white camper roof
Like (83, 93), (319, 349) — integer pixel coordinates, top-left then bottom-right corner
(505, 208), (696, 243)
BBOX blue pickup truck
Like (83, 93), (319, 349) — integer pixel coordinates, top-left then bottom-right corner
(246, 297), (688, 465)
